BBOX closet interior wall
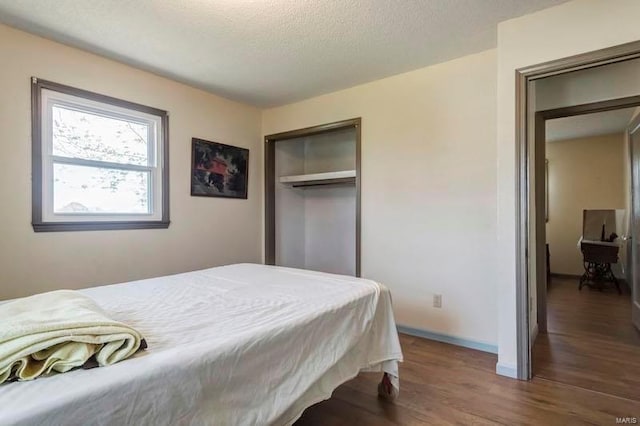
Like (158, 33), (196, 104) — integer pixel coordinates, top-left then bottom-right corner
(274, 128), (357, 276)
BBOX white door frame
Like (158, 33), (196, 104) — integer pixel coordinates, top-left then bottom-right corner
(515, 40), (640, 380)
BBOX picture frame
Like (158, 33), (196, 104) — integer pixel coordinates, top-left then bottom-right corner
(190, 138), (249, 199)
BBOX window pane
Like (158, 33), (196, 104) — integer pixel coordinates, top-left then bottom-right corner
(52, 105), (150, 166)
(53, 163), (150, 214)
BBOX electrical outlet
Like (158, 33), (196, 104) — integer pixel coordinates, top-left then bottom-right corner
(433, 294), (442, 308)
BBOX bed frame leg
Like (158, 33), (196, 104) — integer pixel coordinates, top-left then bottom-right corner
(377, 372), (399, 401)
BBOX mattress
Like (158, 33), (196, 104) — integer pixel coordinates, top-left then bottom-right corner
(0, 263), (403, 425)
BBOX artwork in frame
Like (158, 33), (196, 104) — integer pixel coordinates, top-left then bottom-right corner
(191, 138), (249, 199)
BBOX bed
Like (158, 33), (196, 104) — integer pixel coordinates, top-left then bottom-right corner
(0, 263), (403, 425)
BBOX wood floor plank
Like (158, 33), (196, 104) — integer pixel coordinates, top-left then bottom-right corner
(533, 277), (640, 401)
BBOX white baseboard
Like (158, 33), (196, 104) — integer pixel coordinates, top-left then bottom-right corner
(495, 362), (518, 379)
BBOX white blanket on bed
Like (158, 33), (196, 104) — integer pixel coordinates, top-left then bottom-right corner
(0, 290), (144, 384)
(0, 264), (403, 425)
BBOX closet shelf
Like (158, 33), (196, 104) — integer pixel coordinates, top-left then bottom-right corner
(279, 170), (356, 188)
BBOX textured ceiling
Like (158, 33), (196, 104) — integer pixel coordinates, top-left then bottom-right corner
(0, 0), (569, 107)
(546, 108), (637, 143)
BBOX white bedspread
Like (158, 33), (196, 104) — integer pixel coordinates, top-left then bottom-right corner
(0, 264), (402, 425)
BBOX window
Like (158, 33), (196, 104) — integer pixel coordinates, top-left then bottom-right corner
(31, 78), (170, 232)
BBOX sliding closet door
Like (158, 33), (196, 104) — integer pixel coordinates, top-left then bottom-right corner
(303, 129), (356, 276)
(274, 138), (306, 270)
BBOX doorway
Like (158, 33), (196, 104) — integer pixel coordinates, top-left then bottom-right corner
(532, 105), (640, 399)
(264, 118), (362, 276)
(515, 43), (640, 381)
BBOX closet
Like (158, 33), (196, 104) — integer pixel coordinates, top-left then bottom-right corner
(265, 118), (361, 276)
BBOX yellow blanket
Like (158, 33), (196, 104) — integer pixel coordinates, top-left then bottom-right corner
(0, 290), (144, 384)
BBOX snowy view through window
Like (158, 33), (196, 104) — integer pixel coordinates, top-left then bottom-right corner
(52, 105), (152, 214)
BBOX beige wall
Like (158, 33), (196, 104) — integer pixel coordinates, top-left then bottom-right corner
(0, 24), (263, 300)
(546, 133), (625, 275)
(496, 0), (640, 376)
(263, 49), (499, 347)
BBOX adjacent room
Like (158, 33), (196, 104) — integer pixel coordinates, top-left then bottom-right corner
(534, 107), (640, 399)
(1, 0), (640, 424)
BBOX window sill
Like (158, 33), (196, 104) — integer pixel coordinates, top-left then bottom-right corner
(32, 220), (171, 232)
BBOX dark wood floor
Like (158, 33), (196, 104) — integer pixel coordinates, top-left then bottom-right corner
(533, 276), (640, 402)
(295, 279), (640, 424)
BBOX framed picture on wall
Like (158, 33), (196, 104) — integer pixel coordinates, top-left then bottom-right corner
(190, 138), (249, 199)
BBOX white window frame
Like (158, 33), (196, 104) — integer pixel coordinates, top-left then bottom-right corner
(32, 78), (170, 232)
